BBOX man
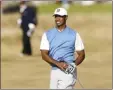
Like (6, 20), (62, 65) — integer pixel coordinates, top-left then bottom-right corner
(40, 7), (85, 89)
(17, 1), (37, 56)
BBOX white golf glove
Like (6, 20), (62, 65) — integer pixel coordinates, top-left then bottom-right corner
(17, 18), (22, 25)
(27, 30), (32, 37)
(27, 23), (35, 37)
(28, 23), (35, 30)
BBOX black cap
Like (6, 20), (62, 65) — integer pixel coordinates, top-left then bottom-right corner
(20, 1), (27, 5)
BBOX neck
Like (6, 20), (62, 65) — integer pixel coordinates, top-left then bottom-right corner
(56, 24), (66, 31)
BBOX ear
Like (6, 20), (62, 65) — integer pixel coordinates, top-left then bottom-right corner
(65, 16), (68, 20)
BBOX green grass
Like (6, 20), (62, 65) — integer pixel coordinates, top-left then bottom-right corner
(38, 3), (112, 14)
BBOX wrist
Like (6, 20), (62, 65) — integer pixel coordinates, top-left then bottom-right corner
(54, 60), (60, 67)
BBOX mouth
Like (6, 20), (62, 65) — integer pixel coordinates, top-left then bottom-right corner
(56, 21), (61, 25)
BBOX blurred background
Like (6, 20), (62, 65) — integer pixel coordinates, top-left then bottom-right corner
(1, 0), (112, 89)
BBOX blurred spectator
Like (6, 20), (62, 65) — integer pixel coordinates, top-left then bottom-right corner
(56, 0), (62, 4)
(61, 0), (70, 10)
(17, 1), (38, 56)
(55, 0), (72, 10)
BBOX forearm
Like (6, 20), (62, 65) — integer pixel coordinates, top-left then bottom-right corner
(76, 54), (85, 66)
(75, 50), (85, 66)
(41, 52), (59, 66)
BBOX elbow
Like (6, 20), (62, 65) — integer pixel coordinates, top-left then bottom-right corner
(41, 53), (47, 61)
(83, 52), (85, 58)
(41, 50), (49, 61)
(82, 52), (85, 60)
(41, 54), (45, 60)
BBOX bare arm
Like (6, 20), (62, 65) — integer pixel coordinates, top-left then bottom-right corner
(40, 50), (68, 70)
(75, 50), (85, 66)
(41, 50), (59, 66)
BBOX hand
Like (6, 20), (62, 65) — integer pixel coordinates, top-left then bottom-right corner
(64, 63), (76, 74)
(28, 23), (35, 30)
(17, 18), (22, 25)
(27, 30), (32, 37)
(57, 62), (68, 71)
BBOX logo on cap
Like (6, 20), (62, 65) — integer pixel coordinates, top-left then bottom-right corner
(56, 9), (60, 12)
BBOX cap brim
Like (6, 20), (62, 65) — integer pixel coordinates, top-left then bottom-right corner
(53, 14), (67, 17)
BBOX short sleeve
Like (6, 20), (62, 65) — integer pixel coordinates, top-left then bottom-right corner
(75, 32), (84, 51)
(40, 33), (49, 50)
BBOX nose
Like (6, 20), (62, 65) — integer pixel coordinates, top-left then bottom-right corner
(55, 17), (62, 22)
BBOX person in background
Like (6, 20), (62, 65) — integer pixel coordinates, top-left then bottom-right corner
(61, 0), (70, 10)
(17, 1), (38, 56)
(55, 0), (70, 10)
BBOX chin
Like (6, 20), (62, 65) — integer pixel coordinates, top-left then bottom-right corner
(56, 24), (62, 27)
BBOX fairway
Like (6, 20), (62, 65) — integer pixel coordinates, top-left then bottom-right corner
(1, 3), (112, 89)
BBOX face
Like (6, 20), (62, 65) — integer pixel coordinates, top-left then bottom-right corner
(20, 2), (27, 9)
(54, 15), (67, 27)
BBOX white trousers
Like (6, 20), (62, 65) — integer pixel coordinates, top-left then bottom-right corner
(50, 67), (77, 89)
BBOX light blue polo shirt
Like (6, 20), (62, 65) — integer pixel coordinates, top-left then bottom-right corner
(46, 26), (76, 65)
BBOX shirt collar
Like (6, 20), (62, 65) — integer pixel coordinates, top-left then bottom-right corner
(55, 26), (67, 32)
